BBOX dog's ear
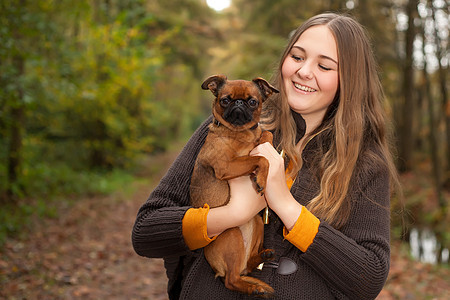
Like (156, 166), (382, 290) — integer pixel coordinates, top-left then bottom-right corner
(201, 75), (227, 97)
(252, 77), (279, 100)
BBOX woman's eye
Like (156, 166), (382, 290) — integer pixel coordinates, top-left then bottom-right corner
(291, 55), (304, 62)
(319, 64), (332, 71)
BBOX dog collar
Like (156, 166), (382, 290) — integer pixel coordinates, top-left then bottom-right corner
(213, 118), (259, 130)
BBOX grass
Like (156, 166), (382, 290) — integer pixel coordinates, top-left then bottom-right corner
(0, 164), (137, 247)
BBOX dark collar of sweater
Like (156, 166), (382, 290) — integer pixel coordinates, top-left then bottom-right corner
(292, 109), (307, 144)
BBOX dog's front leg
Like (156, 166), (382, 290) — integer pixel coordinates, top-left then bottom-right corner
(258, 131), (273, 145)
(213, 156), (269, 194)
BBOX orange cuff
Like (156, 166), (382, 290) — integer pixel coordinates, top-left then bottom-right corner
(182, 204), (217, 250)
(283, 206), (320, 252)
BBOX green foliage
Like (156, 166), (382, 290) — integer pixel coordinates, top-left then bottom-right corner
(0, 0), (219, 243)
(0, 0), (216, 199)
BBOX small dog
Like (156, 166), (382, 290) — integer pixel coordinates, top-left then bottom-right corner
(190, 75), (279, 297)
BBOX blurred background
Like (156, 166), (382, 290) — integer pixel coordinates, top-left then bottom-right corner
(0, 0), (449, 299)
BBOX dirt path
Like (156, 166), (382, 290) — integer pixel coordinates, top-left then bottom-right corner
(0, 153), (175, 300)
(1, 151), (449, 299)
(0, 192), (168, 300)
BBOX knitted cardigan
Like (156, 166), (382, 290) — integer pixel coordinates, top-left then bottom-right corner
(132, 115), (391, 300)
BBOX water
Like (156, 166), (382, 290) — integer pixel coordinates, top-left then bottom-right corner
(409, 228), (449, 264)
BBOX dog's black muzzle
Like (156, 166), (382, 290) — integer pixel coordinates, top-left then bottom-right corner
(224, 100), (253, 126)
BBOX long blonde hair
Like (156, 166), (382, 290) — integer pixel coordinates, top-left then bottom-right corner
(263, 13), (400, 229)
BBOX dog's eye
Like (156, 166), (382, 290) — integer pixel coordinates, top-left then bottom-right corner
(248, 99), (258, 107)
(220, 97), (231, 107)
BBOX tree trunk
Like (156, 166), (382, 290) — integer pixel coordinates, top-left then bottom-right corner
(398, 0), (418, 172)
(420, 15), (444, 207)
(6, 29), (26, 200)
(430, 1), (450, 190)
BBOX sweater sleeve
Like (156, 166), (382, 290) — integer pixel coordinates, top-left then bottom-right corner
(283, 206), (320, 252)
(182, 204), (217, 250)
(131, 117), (212, 258)
(300, 161), (391, 299)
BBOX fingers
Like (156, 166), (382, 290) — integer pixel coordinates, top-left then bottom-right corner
(251, 142), (284, 176)
(249, 143), (291, 211)
(250, 142), (275, 157)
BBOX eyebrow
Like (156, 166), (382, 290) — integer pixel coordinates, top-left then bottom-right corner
(292, 46), (338, 65)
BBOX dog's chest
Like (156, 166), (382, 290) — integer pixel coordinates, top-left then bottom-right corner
(212, 130), (259, 156)
(239, 220), (255, 261)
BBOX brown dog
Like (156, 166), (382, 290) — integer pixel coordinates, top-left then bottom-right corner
(190, 75), (279, 297)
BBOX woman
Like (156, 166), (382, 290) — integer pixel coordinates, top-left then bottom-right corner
(132, 12), (399, 299)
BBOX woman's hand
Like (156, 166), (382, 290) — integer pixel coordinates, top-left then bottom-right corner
(250, 142), (289, 208)
(250, 142), (302, 231)
(228, 175), (267, 222)
(206, 175), (266, 237)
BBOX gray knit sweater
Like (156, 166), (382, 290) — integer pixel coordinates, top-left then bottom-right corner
(132, 115), (391, 300)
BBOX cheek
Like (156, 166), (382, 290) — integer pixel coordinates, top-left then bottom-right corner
(281, 59), (294, 80)
(320, 73), (339, 94)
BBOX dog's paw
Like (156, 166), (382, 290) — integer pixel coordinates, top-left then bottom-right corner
(251, 286), (274, 298)
(251, 176), (265, 195)
(256, 185), (264, 194)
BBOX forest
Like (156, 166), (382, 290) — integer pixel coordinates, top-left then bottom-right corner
(0, 0), (449, 299)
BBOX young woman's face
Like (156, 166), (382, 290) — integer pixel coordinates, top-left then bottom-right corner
(282, 25), (339, 129)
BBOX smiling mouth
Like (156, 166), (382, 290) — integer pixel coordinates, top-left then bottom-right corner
(294, 82), (316, 92)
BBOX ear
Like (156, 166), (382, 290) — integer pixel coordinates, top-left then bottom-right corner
(201, 75), (227, 97)
(252, 77), (279, 100)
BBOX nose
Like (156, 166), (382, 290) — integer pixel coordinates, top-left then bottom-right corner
(235, 99), (244, 106)
(297, 62), (313, 80)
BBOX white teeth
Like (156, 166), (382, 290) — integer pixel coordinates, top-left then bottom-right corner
(294, 82), (316, 92)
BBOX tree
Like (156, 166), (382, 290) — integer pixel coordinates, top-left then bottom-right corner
(0, 0), (222, 198)
(419, 0), (443, 206)
(398, 0), (419, 172)
(429, 0), (450, 190)
(1, 0), (29, 200)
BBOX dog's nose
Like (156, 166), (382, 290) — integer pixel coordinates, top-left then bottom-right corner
(235, 99), (244, 106)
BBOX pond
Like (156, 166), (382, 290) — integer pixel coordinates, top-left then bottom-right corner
(409, 227), (449, 265)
